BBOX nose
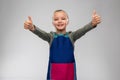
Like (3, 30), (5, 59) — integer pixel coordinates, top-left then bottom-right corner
(58, 19), (62, 23)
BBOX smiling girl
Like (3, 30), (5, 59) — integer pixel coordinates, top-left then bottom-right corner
(24, 9), (101, 80)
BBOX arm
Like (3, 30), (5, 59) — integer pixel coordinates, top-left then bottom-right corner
(70, 22), (95, 42)
(31, 25), (52, 43)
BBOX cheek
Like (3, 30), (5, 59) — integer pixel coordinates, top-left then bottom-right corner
(64, 21), (68, 25)
(52, 21), (56, 26)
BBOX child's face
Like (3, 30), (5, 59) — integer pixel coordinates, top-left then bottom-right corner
(52, 11), (69, 32)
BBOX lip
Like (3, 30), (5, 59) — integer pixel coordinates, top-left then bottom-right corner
(57, 24), (64, 27)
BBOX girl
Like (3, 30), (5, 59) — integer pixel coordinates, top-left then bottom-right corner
(24, 10), (101, 80)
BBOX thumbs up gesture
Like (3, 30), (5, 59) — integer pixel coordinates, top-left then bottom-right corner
(24, 16), (35, 31)
(92, 10), (101, 27)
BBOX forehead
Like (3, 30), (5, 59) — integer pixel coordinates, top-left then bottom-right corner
(53, 11), (68, 18)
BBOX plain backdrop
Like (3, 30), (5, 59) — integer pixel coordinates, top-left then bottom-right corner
(0, 0), (120, 80)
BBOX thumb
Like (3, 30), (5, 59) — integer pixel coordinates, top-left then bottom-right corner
(28, 16), (33, 22)
(92, 10), (96, 17)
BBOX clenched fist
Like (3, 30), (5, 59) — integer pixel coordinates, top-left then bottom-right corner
(24, 16), (35, 31)
(92, 10), (101, 27)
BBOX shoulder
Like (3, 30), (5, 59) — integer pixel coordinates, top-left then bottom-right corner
(67, 31), (73, 35)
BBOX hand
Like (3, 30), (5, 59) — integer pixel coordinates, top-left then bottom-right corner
(24, 16), (35, 31)
(92, 10), (101, 27)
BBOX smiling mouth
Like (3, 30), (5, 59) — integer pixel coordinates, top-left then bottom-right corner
(57, 24), (64, 27)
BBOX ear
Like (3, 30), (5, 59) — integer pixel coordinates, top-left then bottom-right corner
(66, 19), (69, 25)
(52, 20), (55, 26)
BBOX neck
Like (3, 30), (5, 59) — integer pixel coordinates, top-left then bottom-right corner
(56, 29), (66, 34)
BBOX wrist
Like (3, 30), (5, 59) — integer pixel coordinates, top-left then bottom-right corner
(30, 25), (35, 31)
(92, 22), (97, 27)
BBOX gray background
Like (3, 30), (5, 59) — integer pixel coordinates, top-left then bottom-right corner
(0, 0), (120, 80)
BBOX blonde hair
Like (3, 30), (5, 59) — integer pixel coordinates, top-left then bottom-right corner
(53, 9), (69, 20)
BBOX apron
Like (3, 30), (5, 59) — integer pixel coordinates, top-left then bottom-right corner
(47, 33), (77, 80)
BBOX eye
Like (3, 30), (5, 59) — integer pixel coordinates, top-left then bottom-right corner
(54, 18), (58, 21)
(62, 18), (66, 20)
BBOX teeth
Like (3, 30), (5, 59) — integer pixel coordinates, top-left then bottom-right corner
(58, 24), (63, 26)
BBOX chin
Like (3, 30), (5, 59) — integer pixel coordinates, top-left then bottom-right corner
(57, 28), (65, 30)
